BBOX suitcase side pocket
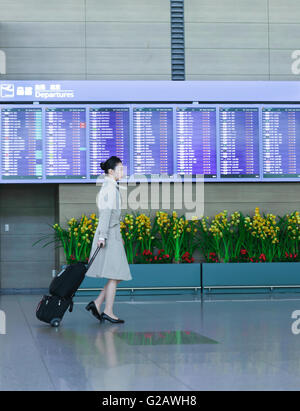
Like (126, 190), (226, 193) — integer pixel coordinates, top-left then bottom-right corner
(36, 295), (71, 324)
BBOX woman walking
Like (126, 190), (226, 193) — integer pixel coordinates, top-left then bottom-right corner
(85, 156), (132, 323)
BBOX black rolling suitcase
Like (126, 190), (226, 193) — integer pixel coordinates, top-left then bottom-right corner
(36, 244), (102, 327)
(36, 295), (73, 327)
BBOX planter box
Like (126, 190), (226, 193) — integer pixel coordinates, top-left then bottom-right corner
(77, 263), (201, 296)
(202, 262), (300, 293)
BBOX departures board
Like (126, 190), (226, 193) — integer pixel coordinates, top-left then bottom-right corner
(1, 103), (300, 183)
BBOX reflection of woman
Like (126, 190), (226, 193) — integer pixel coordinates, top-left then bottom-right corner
(85, 156), (132, 324)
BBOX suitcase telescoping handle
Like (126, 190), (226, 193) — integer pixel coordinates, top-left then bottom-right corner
(86, 243), (103, 270)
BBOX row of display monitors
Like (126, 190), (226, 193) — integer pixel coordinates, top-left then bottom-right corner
(0, 104), (300, 183)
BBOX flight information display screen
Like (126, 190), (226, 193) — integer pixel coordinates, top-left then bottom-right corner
(176, 107), (217, 177)
(263, 107), (300, 178)
(219, 107), (260, 178)
(89, 107), (130, 178)
(1, 107), (43, 180)
(45, 107), (87, 179)
(1, 102), (300, 183)
(132, 107), (173, 175)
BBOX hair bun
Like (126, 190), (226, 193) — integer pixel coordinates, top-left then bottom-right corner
(100, 156), (122, 174)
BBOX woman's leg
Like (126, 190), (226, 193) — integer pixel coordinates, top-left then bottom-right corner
(103, 279), (122, 319)
(94, 279), (121, 313)
(94, 282), (108, 312)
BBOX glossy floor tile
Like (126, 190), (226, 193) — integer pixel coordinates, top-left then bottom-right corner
(116, 330), (218, 345)
(1, 293), (300, 390)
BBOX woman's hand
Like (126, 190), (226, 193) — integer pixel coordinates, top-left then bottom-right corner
(97, 239), (106, 248)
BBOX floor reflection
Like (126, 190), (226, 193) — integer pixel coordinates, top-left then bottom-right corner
(115, 330), (218, 345)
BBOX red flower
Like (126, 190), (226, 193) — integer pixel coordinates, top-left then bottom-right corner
(285, 252), (298, 260)
(240, 249), (247, 255)
(259, 253), (266, 261)
(181, 253), (194, 263)
(143, 249), (152, 256)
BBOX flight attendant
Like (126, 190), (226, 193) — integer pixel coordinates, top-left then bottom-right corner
(85, 156), (132, 323)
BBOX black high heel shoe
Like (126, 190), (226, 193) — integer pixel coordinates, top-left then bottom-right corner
(85, 301), (102, 321)
(99, 311), (125, 324)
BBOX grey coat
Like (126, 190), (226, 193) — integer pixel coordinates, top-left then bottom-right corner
(85, 175), (132, 281)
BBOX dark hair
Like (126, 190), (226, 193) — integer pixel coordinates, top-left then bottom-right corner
(100, 156), (122, 174)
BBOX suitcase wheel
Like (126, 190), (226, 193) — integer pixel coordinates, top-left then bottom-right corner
(50, 318), (61, 327)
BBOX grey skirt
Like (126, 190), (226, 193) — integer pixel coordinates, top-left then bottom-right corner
(85, 223), (132, 281)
